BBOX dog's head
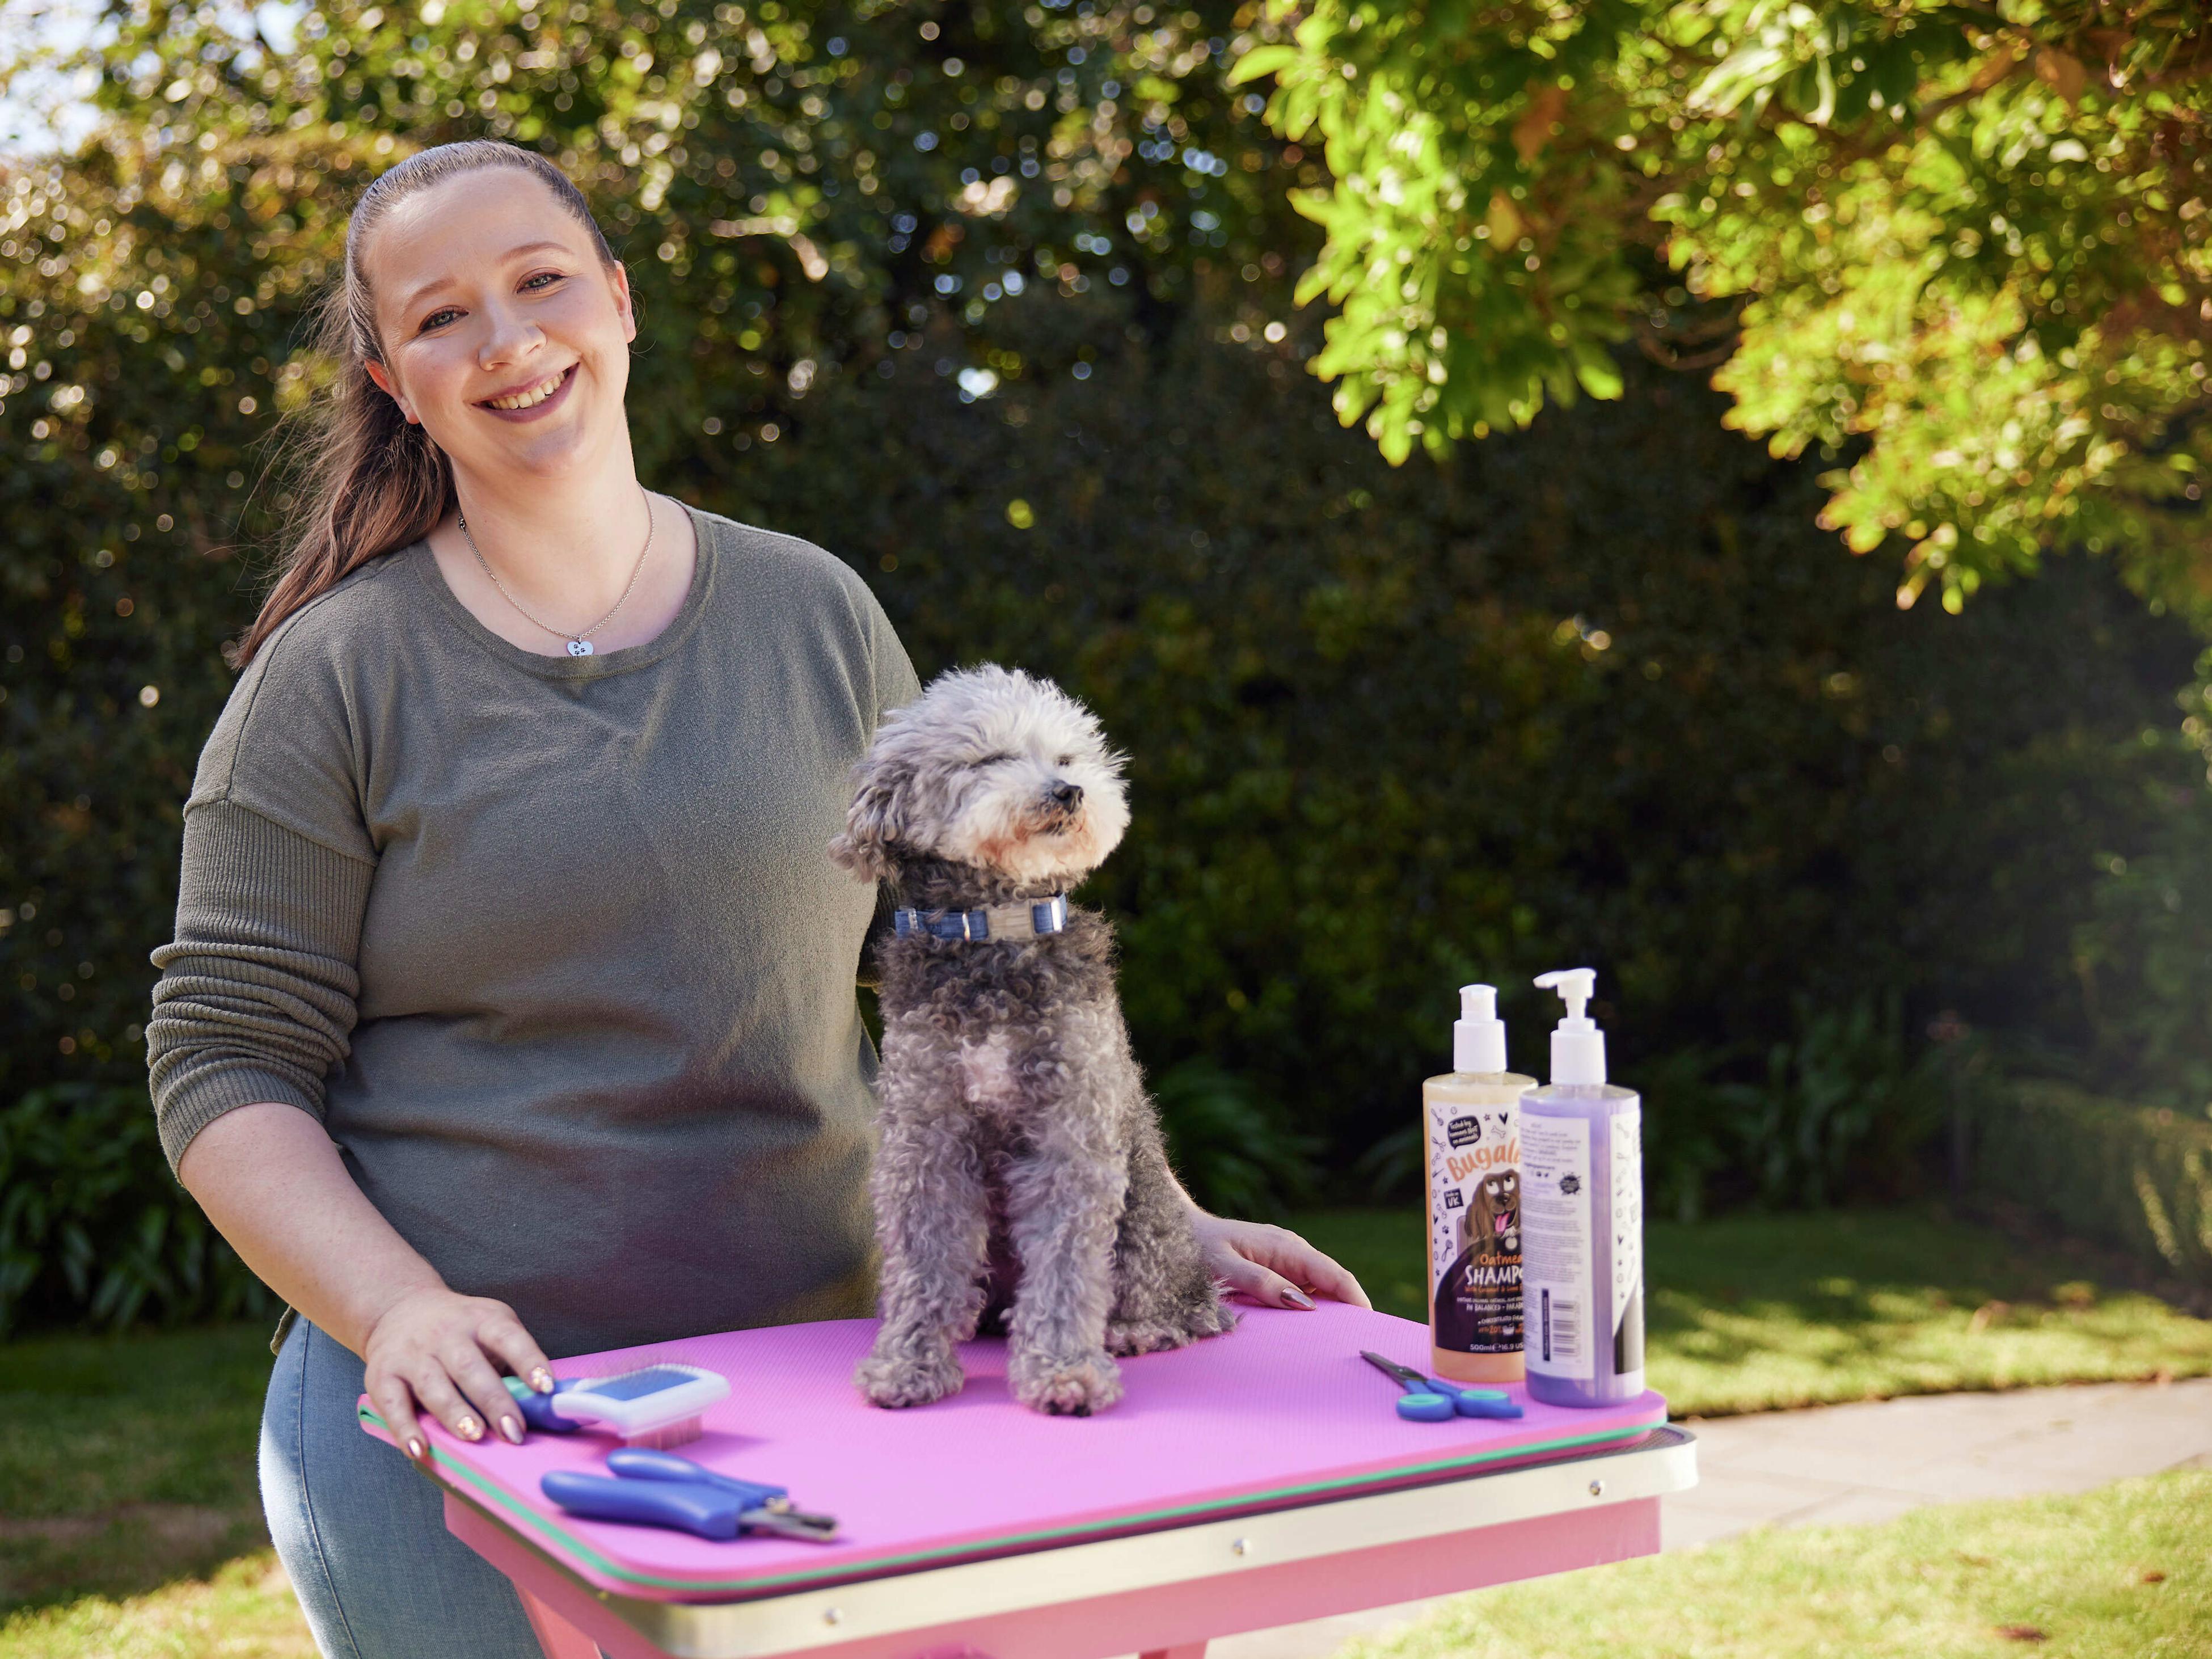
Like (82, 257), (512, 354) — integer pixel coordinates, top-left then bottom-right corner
(829, 664), (1132, 887)
(1462, 1169), (1520, 1252)
(1481, 1170), (1519, 1225)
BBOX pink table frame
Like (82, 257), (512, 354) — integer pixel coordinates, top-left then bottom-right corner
(439, 1426), (1698, 1659)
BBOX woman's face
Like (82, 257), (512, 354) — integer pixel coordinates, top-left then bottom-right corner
(361, 168), (634, 486)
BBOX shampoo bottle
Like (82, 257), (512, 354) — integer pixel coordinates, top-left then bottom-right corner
(1424, 985), (1534, 1384)
(1520, 969), (1645, 1408)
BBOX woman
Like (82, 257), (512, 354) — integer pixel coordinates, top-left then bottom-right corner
(147, 140), (1367, 1657)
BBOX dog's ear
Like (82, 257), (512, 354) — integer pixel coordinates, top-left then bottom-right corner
(829, 771), (909, 884)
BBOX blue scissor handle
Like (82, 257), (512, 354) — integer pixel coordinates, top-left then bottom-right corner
(1395, 1391), (1458, 1422)
(605, 1447), (790, 1508)
(1424, 1379), (1526, 1420)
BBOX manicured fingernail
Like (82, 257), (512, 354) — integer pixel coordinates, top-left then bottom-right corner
(458, 1415), (482, 1441)
(529, 1366), (555, 1393)
(1281, 1286), (1315, 1309)
(499, 1416), (524, 1445)
(406, 1436), (426, 1459)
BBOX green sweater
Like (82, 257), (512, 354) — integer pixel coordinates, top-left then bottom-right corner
(147, 504), (921, 1357)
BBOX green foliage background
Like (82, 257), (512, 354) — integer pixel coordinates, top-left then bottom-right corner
(1233, 1), (2212, 617)
(3, 0), (2211, 1327)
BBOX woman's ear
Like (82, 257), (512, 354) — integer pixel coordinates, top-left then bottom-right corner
(829, 773), (907, 884)
(610, 261), (638, 344)
(364, 358), (420, 425)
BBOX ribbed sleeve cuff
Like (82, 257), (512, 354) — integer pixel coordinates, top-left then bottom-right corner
(147, 796), (373, 1178)
(153, 1067), (325, 1177)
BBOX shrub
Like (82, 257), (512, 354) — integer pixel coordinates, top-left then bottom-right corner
(1151, 1059), (1320, 1221)
(0, 1086), (269, 1335)
(2069, 770), (2212, 1106)
(1974, 1081), (2212, 1286)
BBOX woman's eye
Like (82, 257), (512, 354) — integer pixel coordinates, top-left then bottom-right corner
(420, 309), (459, 332)
(524, 272), (564, 292)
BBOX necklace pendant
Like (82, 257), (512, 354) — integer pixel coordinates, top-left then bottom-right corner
(567, 639), (594, 657)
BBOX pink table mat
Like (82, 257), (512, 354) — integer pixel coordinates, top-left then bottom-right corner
(359, 1301), (1666, 1602)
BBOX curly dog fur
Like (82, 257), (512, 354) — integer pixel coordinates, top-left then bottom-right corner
(831, 665), (1235, 1415)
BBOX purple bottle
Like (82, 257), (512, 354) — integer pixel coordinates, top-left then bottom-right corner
(1519, 969), (1645, 1409)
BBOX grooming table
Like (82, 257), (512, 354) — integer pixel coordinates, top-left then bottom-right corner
(360, 1302), (1695, 1659)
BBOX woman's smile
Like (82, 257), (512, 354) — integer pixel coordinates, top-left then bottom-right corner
(477, 361), (577, 422)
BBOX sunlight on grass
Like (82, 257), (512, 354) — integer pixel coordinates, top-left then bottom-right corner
(1294, 1207), (2212, 1416)
(0, 1551), (311, 1659)
(0, 1325), (274, 1614)
(1340, 1471), (2210, 1659)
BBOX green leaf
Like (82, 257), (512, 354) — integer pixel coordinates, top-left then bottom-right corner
(1227, 44), (1301, 87)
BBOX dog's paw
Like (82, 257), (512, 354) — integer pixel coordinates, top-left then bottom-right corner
(1010, 1349), (1124, 1416)
(1192, 1289), (1239, 1337)
(1107, 1288), (1238, 1354)
(1104, 1316), (1198, 1356)
(854, 1347), (966, 1409)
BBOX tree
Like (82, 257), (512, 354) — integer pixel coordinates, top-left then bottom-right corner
(3, 0), (1313, 421)
(1230, 1), (2212, 616)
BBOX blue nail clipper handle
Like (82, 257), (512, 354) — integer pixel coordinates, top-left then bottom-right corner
(541, 1449), (837, 1543)
(605, 1447), (787, 1506)
(541, 1470), (757, 1539)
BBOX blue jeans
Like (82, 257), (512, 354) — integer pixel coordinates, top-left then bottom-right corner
(260, 1317), (562, 1659)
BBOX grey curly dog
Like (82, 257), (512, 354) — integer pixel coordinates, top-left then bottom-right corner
(830, 664), (1235, 1415)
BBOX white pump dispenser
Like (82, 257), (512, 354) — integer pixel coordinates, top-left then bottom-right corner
(1534, 968), (1606, 1085)
(1453, 983), (1509, 1074)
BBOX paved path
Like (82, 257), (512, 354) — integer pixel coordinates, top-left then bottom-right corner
(1193, 1377), (2212, 1659)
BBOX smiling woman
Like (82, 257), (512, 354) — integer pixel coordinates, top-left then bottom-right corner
(143, 141), (913, 1659)
(140, 140), (1361, 1659)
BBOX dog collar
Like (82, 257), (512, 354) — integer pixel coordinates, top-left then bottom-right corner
(893, 894), (1070, 943)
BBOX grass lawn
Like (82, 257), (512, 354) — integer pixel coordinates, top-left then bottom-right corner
(0, 1325), (272, 1618)
(5, 1206), (2210, 1651)
(0, 1555), (311, 1659)
(1343, 1470), (2211, 1659)
(1294, 1205), (2212, 1416)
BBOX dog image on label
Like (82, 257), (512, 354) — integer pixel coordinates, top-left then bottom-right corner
(1429, 1108), (1522, 1359)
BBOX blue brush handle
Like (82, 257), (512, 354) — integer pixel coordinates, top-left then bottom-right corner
(505, 1377), (585, 1434)
(604, 1448), (789, 1508)
(541, 1470), (749, 1539)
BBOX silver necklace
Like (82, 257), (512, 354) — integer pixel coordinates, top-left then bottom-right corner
(457, 490), (656, 657)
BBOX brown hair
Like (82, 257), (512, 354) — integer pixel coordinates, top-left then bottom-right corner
(235, 140), (623, 666)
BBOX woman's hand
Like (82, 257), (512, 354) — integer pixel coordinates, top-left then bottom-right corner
(362, 1286), (555, 1461)
(178, 1103), (559, 1463)
(1192, 1213), (1372, 1312)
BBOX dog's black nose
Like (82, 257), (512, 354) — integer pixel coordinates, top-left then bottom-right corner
(1048, 780), (1083, 809)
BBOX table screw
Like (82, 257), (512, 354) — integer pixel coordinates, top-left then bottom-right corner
(1230, 1537), (1252, 1557)
(823, 1608), (843, 1626)
(1588, 1479), (1605, 1498)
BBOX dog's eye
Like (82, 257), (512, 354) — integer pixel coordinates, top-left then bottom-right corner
(974, 752), (1017, 768)
(1056, 754), (1074, 766)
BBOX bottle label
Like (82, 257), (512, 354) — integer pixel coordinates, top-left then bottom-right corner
(1428, 1097), (1521, 1356)
(1521, 1113), (1592, 1379)
(1611, 1103), (1645, 1381)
